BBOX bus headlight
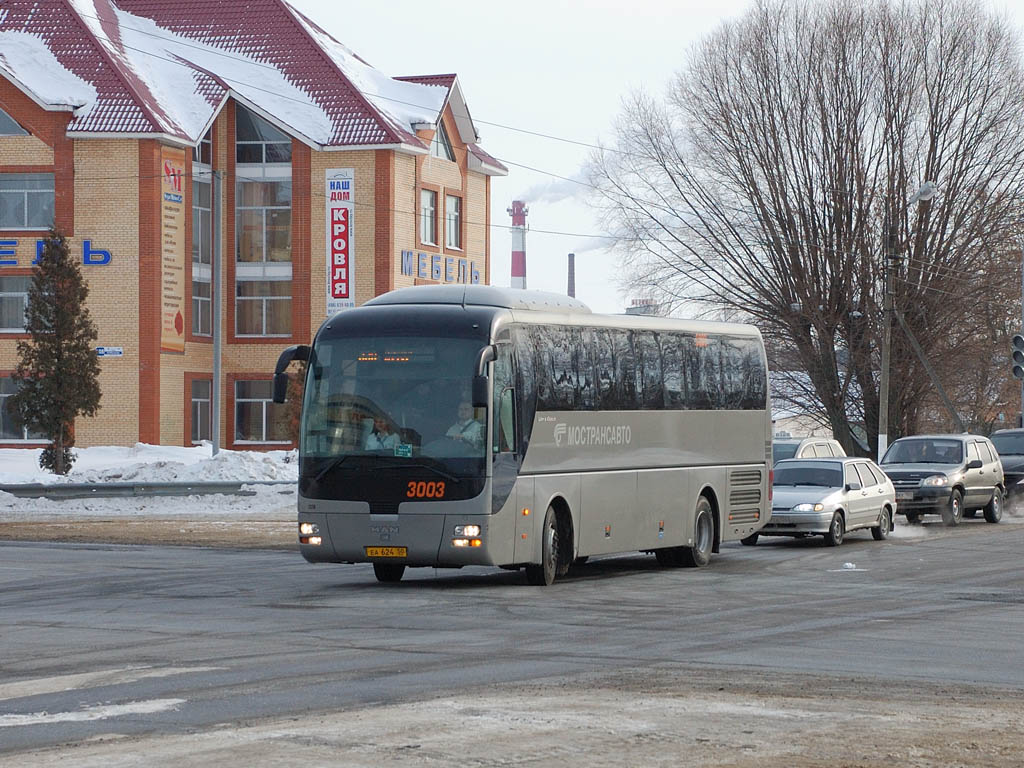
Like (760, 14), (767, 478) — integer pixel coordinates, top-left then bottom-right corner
(299, 522), (319, 535)
(454, 525), (481, 537)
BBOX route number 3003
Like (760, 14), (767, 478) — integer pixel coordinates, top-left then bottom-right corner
(406, 481), (446, 498)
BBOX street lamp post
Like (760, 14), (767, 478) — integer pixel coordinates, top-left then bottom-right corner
(878, 181), (936, 460)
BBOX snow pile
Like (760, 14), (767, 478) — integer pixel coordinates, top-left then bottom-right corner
(0, 30), (98, 115)
(0, 443), (297, 485)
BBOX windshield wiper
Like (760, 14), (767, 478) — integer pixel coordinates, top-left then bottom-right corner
(313, 455), (350, 484)
(395, 462), (462, 484)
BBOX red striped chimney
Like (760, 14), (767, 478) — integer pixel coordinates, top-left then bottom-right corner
(507, 200), (528, 289)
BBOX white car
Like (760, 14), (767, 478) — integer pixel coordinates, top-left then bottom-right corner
(745, 457), (896, 546)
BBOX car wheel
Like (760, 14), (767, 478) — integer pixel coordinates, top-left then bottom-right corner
(940, 490), (963, 527)
(373, 563), (405, 583)
(823, 512), (844, 547)
(526, 506), (560, 586)
(984, 489), (1003, 524)
(872, 508), (892, 541)
(740, 533), (759, 546)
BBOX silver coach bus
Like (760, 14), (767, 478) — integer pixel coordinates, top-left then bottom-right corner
(273, 285), (771, 585)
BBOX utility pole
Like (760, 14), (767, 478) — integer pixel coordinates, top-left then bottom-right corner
(211, 169), (223, 456)
(878, 248), (895, 461)
(877, 181), (937, 460)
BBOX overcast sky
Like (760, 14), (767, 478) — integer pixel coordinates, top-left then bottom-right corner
(291, 0), (1023, 314)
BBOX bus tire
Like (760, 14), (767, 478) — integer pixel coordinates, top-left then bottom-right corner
(680, 496), (714, 567)
(373, 563), (405, 583)
(526, 506), (560, 586)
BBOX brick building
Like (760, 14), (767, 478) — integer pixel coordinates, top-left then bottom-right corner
(0, 0), (506, 449)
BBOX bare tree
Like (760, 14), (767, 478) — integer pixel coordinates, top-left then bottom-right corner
(589, 0), (1024, 455)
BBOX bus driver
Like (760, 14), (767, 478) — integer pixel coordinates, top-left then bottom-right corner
(445, 400), (484, 449)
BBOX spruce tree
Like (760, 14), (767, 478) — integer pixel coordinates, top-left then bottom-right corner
(10, 229), (101, 474)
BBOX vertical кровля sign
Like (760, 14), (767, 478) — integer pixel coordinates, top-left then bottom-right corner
(326, 168), (355, 316)
(160, 146), (186, 352)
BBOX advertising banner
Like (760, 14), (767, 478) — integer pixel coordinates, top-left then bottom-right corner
(160, 146), (187, 353)
(326, 168), (355, 316)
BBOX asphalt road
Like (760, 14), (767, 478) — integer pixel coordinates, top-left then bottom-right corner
(2, 518), (1024, 758)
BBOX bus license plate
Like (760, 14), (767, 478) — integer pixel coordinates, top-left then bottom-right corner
(365, 546), (407, 558)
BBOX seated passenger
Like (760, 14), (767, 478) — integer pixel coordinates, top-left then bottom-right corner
(445, 400), (484, 449)
(364, 416), (399, 451)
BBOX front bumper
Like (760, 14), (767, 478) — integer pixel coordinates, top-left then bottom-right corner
(762, 509), (834, 535)
(893, 485), (952, 512)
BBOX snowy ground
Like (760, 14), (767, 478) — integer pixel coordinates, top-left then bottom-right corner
(0, 444), (297, 520)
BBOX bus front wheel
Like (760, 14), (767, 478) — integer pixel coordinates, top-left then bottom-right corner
(526, 506), (560, 586)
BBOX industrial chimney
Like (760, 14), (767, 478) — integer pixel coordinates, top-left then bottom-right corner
(507, 200), (528, 289)
(567, 253), (576, 298)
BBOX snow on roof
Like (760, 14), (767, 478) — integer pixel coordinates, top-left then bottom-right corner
(285, 7), (446, 143)
(0, 0), (495, 158)
(0, 30), (98, 115)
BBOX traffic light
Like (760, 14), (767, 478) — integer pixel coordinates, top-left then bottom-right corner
(1013, 334), (1024, 380)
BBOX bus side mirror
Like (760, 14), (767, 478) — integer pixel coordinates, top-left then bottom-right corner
(273, 372), (290, 404)
(472, 375), (489, 408)
(272, 344), (309, 404)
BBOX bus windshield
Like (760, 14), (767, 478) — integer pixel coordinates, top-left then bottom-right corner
(301, 335), (487, 476)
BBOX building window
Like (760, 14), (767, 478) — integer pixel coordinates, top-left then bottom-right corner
(236, 280), (291, 336)
(430, 122), (455, 162)
(235, 379), (289, 443)
(236, 105), (292, 164)
(0, 107), (27, 136)
(420, 188), (437, 245)
(445, 194), (462, 249)
(0, 173), (55, 229)
(236, 179), (291, 263)
(193, 128), (212, 166)
(0, 276), (31, 332)
(191, 379), (212, 443)
(1, 376), (45, 441)
(192, 179), (212, 336)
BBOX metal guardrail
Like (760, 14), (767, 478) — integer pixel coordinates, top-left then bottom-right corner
(0, 480), (296, 500)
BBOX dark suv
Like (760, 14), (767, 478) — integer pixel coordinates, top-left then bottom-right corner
(880, 434), (1004, 525)
(991, 429), (1024, 501)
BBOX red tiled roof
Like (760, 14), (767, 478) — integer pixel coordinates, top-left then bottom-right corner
(0, 0), (476, 151)
(115, 0), (416, 147)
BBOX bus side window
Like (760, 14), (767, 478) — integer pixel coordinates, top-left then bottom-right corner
(493, 344), (516, 453)
(496, 388), (516, 453)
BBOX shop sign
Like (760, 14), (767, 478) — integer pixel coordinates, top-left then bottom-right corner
(96, 346), (124, 357)
(400, 250), (481, 284)
(160, 146), (187, 354)
(0, 239), (111, 266)
(326, 168), (355, 315)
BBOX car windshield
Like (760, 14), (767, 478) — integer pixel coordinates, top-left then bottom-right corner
(773, 443), (799, 464)
(991, 433), (1024, 456)
(300, 336), (487, 475)
(882, 438), (963, 465)
(773, 462), (843, 487)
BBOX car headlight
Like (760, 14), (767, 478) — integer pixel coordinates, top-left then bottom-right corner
(922, 475), (948, 486)
(793, 503), (825, 512)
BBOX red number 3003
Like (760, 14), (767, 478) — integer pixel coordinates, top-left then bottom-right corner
(407, 481), (446, 498)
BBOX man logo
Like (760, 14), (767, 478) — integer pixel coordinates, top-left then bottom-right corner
(553, 423), (567, 446)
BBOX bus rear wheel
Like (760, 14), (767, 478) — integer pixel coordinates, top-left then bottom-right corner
(526, 506), (560, 586)
(373, 563), (405, 583)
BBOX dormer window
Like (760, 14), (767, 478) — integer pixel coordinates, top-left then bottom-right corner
(236, 105), (292, 164)
(430, 121), (455, 162)
(0, 107), (27, 136)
